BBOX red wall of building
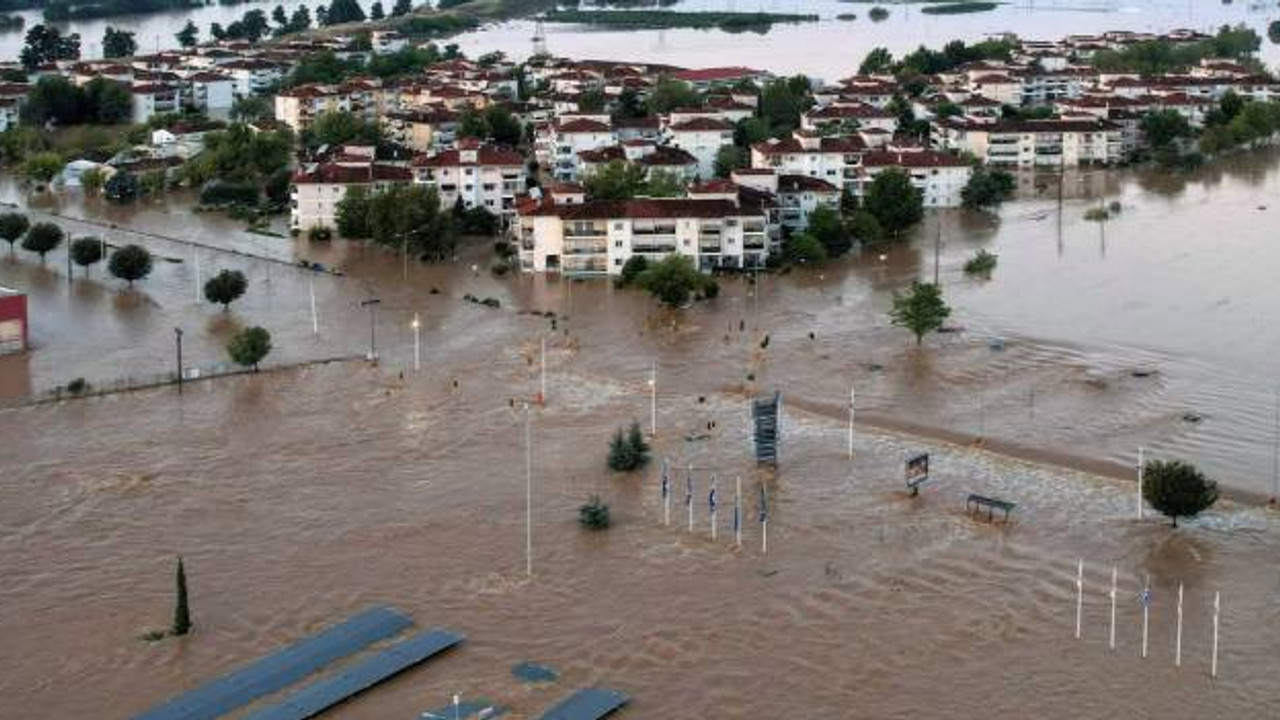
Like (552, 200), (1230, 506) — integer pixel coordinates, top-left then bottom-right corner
(0, 292), (29, 352)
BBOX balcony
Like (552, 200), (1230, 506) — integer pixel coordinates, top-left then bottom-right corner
(632, 241), (677, 253)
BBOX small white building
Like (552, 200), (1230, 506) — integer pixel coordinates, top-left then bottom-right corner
(130, 83), (183, 124)
(664, 117), (735, 180)
(859, 148), (973, 208)
(411, 139), (526, 217)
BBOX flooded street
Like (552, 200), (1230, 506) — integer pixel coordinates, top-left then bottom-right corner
(3, 146), (1280, 716)
(3, 2), (1280, 714)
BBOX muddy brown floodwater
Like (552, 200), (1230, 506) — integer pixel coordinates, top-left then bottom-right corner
(3, 149), (1280, 717)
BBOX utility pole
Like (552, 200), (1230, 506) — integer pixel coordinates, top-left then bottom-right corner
(174, 327), (184, 393)
(411, 313), (421, 372)
(524, 402), (533, 578)
(361, 298), (381, 361)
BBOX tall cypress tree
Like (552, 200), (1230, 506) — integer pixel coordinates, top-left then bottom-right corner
(172, 557), (191, 636)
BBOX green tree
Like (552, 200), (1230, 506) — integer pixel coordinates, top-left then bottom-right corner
(271, 4), (289, 30)
(370, 1), (385, 20)
(646, 76), (700, 114)
(806, 205), (851, 258)
(0, 212), (30, 253)
(714, 145), (748, 178)
(578, 495), (611, 530)
(69, 236), (104, 274)
(108, 243), (153, 286)
(760, 76), (812, 135)
(583, 159), (648, 200)
(890, 281), (950, 345)
(21, 222), (63, 261)
(1142, 459), (1219, 527)
(1141, 109), (1192, 150)
(20, 75), (86, 125)
(846, 210), (883, 246)
(22, 151), (63, 183)
(782, 232), (827, 265)
(289, 5), (312, 32)
(865, 169), (924, 235)
(80, 167), (106, 194)
(20, 24), (80, 70)
(644, 169), (686, 197)
(83, 77), (133, 124)
(335, 186), (372, 238)
(392, 0), (413, 17)
(228, 326), (272, 370)
(616, 254), (648, 287)
(172, 557), (191, 636)
(323, 0), (366, 25)
(302, 111), (383, 150)
(176, 19), (198, 48)
(101, 26), (136, 59)
(859, 47), (894, 75)
(203, 269), (248, 310)
(606, 420), (650, 471)
(961, 167), (1016, 210)
(635, 254), (715, 307)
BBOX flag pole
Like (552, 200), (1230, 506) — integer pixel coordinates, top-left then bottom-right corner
(539, 335), (546, 404)
(1137, 446), (1145, 520)
(709, 476), (717, 542)
(847, 385), (855, 459)
(1211, 591), (1220, 678)
(649, 362), (657, 437)
(1075, 559), (1083, 640)
(525, 403), (533, 578)
(686, 465), (694, 533)
(1175, 582), (1184, 667)
(309, 275), (318, 335)
(759, 484), (768, 555)
(662, 459), (670, 527)
(1109, 565), (1117, 650)
(194, 250), (201, 302)
(734, 476), (742, 547)
(1142, 573), (1150, 658)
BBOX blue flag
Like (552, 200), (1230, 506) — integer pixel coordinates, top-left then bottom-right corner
(733, 492), (741, 534)
(758, 485), (768, 523)
(660, 460), (669, 499)
(685, 472), (693, 507)
(708, 484), (717, 514)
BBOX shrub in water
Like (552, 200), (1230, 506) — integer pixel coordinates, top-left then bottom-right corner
(578, 495), (611, 530)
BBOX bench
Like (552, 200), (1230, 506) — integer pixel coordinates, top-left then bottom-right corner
(966, 494), (1016, 523)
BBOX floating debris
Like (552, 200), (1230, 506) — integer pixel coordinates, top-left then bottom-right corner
(1182, 412), (1204, 424)
(512, 661), (559, 684)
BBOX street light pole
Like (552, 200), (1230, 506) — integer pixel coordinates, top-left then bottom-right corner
(361, 298), (381, 361)
(174, 327), (184, 394)
(649, 361), (657, 436)
(524, 402), (533, 578)
(412, 313), (421, 372)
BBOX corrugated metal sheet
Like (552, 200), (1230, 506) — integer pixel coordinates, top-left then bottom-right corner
(536, 689), (629, 720)
(133, 606), (413, 720)
(240, 629), (465, 720)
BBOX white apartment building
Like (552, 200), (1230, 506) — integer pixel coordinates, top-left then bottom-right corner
(934, 117), (1125, 168)
(221, 59), (284, 100)
(185, 71), (236, 117)
(859, 149), (973, 208)
(274, 84), (349, 131)
(130, 83), (183, 124)
(411, 140), (526, 216)
(750, 130), (866, 191)
(384, 108), (459, 152)
(290, 148), (413, 233)
(578, 142), (700, 182)
(663, 117), (735, 180)
(801, 103), (898, 134)
(731, 169), (840, 229)
(543, 117), (616, 181)
(515, 191), (772, 275)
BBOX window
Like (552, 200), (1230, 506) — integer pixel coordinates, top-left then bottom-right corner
(615, 240), (622, 248)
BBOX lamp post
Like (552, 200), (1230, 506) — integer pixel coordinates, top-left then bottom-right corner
(524, 401), (533, 577)
(648, 361), (657, 436)
(361, 297), (381, 361)
(174, 327), (184, 393)
(411, 313), (421, 372)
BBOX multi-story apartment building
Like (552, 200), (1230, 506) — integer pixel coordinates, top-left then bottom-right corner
(663, 117), (735, 180)
(540, 117), (616, 181)
(730, 169), (841, 230)
(578, 142), (700, 181)
(859, 148), (973, 208)
(290, 147), (413, 233)
(274, 84), (349, 131)
(934, 117), (1125, 167)
(515, 186), (773, 275)
(411, 140), (526, 217)
(220, 58), (285, 100)
(383, 108), (459, 152)
(750, 130), (866, 191)
(130, 83), (183, 124)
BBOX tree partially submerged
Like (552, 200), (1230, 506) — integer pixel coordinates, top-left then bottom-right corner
(21, 222), (64, 262)
(578, 495), (612, 530)
(0, 212), (29, 253)
(228, 326), (272, 371)
(890, 281), (951, 345)
(633, 255), (718, 307)
(1142, 459), (1218, 527)
(961, 167), (1016, 210)
(203, 269), (248, 310)
(172, 557), (191, 636)
(607, 420), (651, 472)
(69, 236), (104, 274)
(108, 244), (153, 286)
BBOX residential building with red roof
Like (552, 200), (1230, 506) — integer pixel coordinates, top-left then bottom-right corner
(290, 147), (413, 234)
(411, 139), (527, 217)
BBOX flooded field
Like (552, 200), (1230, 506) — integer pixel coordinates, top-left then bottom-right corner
(454, 0), (1280, 79)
